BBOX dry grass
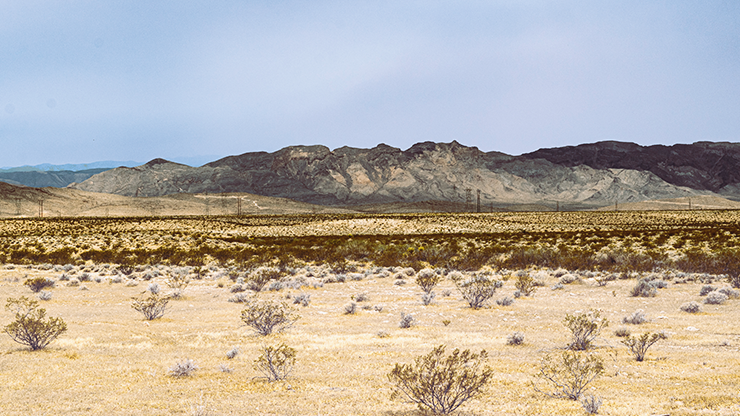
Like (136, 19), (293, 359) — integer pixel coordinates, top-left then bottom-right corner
(0, 211), (740, 414)
(0, 265), (739, 415)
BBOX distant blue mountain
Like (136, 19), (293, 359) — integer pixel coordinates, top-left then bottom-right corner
(0, 161), (142, 173)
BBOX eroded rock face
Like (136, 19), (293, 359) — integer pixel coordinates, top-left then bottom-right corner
(72, 141), (720, 206)
(522, 141), (740, 194)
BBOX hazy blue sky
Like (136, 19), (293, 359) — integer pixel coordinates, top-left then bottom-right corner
(2, 1), (739, 167)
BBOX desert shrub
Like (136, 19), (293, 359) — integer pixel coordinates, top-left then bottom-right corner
(551, 283), (564, 290)
(351, 293), (369, 302)
(377, 330), (390, 338)
(580, 394), (603, 415)
(240, 300), (298, 336)
(622, 331), (667, 361)
(226, 347), (239, 359)
(292, 293), (311, 307)
(455, 275), (503, 309)
(388, 345), (492, 415)
(421, 292), (436, 306)
(699, 285), (716, 296)
(564, 309), (608, 351)
(680, 301), (702, 313)
(266, 281), (284, 291)
(534, 350), (604, 400)
(653, 279), (669, 289)
(228, 293), (250, 303)
(415, 268), (442, 294)
(496, 296), (514, 306)
(37, 291), (52, 301)
(169, 358), (198, 377)
(78, 272), (91, 282)
(230, 283), (246, 293)
(147, 282), (160, 294)
(514, 273), (537, 297)
(131, 293), (169, 320)
(718, 286), (740, 299)
(630, 279), (657, 297)
(165, 271), (190, 291)
(246, 267), (282, 292)
(254, 343), (296, 382)
(559, 274), (579, 285)
(343, 302), (358, 315)
(705, 290), (728, 305)
(399, 312), (415, 328)
(394, 280), (406, 286)
(506, 332), (525, 346)
(622, 309), (648, 325)
(614, 327), (631, 337)
(3, 296), (67, 350)
(24, 277), (55, 293)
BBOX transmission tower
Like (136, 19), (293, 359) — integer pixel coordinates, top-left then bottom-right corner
(38, 199), (44, 217)
(465, 188), (472, 211)
(14, 198), (21, 216)
(476, 190), (481, 213)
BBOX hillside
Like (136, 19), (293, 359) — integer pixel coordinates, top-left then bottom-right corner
(71, 141), (713, 207)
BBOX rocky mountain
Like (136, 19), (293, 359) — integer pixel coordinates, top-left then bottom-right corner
(522, 141), (740, 196)
(71, 141), (717, 208)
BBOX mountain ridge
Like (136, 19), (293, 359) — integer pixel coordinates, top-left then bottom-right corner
(70, 140), (727, 207)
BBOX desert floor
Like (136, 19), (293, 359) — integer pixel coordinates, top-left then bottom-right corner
(0, 211), (739, 415)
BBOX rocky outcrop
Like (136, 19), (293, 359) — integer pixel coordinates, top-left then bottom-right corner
(522, 141), (740, 196)
(72, 141), (714, 207)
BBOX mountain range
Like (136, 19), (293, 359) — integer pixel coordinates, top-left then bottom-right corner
(54, 140), (739, 209)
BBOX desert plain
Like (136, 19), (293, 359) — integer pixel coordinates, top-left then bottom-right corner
(0, 210), (739, 415)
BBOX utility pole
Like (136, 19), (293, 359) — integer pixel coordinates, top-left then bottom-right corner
(476, 190), (481, 213)
(205, 198), (210, 216)
(465, 188), (472, 212)
(615, 200), (618, 211)
(38, 200), (43, 217)
(688, 198), (692, 210)
(556, 201), (559, 212)
(14, 198), (21, 216)
(237, 198), (242, 216)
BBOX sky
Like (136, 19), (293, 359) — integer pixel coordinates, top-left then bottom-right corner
(1, 1), (739, 167)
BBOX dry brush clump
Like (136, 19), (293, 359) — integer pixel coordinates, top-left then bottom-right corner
(388, 345), (493, 415)
(131, 293), (170, 320)
(453, 273), (503, 309)
(23, 276), (55, 293)
(3, 296), (67, 350)
(622, 331), (667, 361)
(534, 350), (605, 400)
(254, 343), (296, 382)
(564, 309), (608, 351)
(240, 299), (299, 336)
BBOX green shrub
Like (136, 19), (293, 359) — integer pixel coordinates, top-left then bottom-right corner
(622, 332), (667, 361)
(131, 293), (170, 320)
(24, 277), (55, 293)
(564, 309), (608, 351)
(4, 296), (67, 350)
(240, 299), (298, 336)
(254, 343), (296, 381)
(388, 345), (493, 415)
(534, 350), (604, 400)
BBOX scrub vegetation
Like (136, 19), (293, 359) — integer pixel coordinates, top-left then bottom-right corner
(0, 211), (739, 415)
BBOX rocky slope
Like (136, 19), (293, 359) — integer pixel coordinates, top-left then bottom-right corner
(72, 141), (714, 207)
(522, 141), (740, 196)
